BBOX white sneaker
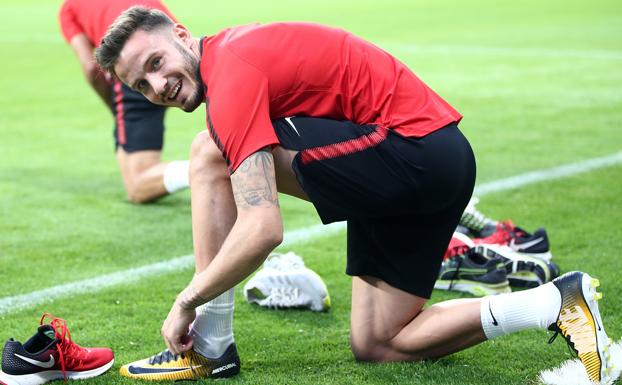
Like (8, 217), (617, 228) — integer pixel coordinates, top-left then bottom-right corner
(244, 252), (331, 312)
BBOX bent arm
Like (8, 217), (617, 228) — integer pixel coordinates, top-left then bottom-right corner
(178, 149), (283, 308)
(69, 33), (112, 110)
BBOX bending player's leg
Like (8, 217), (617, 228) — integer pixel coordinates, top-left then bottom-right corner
(351, 273), (612, 384)
(112, 80), (189, 204)
(350, 276), (485, 361)
(118, 131), (240, 380)
(187, 131), (238, 368)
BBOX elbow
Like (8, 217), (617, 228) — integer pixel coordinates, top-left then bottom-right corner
(258, 219), (283, 251)
(248, 214), (283, 253)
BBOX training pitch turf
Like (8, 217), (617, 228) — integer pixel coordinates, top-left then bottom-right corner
(1, 0), (621, 384)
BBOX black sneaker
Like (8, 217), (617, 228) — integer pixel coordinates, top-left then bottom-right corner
(474, 244), (560, 288)
(119, 343), (240, 381)
(547, 272), (613, 384)
(434, 250), (511, 296)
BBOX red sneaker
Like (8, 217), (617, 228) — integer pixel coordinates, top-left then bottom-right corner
(0, 313), (114, 385)
(472, 220), (520, 246)
(443, 231), (475, 260)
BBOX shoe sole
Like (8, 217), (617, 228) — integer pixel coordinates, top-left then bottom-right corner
(474, 245), (553, 286)
(556, 272), (613, 384)
(434, 279), (511, 296)
(0, 359), (114, 385)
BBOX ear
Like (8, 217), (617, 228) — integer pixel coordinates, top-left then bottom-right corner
(172, 23), (192, 45)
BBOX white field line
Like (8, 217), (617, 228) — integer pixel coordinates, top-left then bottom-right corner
(2, 35), (621, 61)
(1, 151), (621, 315)
(0, 222), (345, 315)
(381, 43), (622, 61)
(475, 151), (622, 196)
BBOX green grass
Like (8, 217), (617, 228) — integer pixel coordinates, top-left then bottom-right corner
(1, 0), (621, 384)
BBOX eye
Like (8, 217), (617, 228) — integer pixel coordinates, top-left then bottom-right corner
(152, 57), (161, 70)
(137, 79), (148, 92)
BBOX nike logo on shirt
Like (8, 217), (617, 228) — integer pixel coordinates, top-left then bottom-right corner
(14, 353), (55, 368)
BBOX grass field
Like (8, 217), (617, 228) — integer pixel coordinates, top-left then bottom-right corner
(1, 0), (621, 384)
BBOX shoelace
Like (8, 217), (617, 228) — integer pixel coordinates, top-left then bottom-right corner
(262, 287), (301, 308)
(40, 313), (86, 382)
(460, 198), (497, 232)
(148, 350), (201, 378)
(548, 326), (579, 357)
(548, 305), (598, 358)
(149, 349), (183, 365)
(447, 255), (465, 291)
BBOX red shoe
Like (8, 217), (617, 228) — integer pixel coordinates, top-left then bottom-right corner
(473, 220), (552, 262)
(0, 313), (114, 385)
(443, 231), (475, 260)
(472, 220), (519, 246)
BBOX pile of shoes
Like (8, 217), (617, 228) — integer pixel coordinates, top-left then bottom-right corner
(244, 252), (331, 312)
(435, 197), (560, 296)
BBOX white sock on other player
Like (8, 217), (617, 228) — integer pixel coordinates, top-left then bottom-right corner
(190, 288), (235, 358)
(480, 282), (561, 339)
(163, 160), (190, 193)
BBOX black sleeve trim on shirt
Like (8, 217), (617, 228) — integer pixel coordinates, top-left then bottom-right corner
(205, 96), (231, 168)
(199, 36), (230, 168)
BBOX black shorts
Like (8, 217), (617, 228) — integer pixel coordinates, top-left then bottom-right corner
(111, 80), (166, 153)
(273, 117), (476, 298)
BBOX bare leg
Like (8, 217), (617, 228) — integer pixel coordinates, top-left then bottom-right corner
(188, 131), (237, 272)
(187, 131), (238, 358)
(116, 148), (169, 203)
(350, 276), (486, 361)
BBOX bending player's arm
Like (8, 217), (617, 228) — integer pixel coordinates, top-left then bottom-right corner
(69, 33), (112, 111)
(162, 148), (283, 354)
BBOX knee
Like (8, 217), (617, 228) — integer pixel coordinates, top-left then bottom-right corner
(190, 131), (212, 171)
(350, 331), (427, 363)
(190, 131), (224, 178)
(350, 332), (391, 362)
(124, 182), (152, 204)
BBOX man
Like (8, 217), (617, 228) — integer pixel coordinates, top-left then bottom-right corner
(94, 7), (613, 384)
(59, 0), (189, 203)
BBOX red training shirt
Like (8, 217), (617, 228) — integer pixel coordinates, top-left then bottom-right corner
(59, 0), (176, 47)
(200, 22), (463, 173)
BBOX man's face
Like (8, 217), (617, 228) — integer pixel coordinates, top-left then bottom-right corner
(114, 26), (203, 112)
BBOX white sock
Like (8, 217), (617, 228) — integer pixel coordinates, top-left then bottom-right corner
(480, 282), (561, 339)
(163, 160), (190, 193)
(190, 288), (235, 358)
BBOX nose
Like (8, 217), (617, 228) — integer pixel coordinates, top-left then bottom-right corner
(146, 73), (167, 102)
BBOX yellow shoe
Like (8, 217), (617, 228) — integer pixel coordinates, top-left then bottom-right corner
(119, 344), (240, 381)
(549, 272), (613, 384)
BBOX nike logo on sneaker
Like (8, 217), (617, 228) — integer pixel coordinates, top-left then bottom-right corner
(510, 237), (545, 252)
(488, 302), (499, 326)
(14, 353), (55, 368)
(127, 365), (202, 375)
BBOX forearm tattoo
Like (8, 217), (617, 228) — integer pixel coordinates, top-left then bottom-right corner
(232, 149), (279, 208)
(177, 285), (209, 310)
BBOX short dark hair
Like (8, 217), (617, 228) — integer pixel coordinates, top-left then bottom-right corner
(95, 6), (174, 75)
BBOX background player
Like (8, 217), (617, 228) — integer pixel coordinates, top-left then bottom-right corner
(59, 0), (189, 203)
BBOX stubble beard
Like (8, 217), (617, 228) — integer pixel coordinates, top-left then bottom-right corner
(175, 41), (203, 112)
